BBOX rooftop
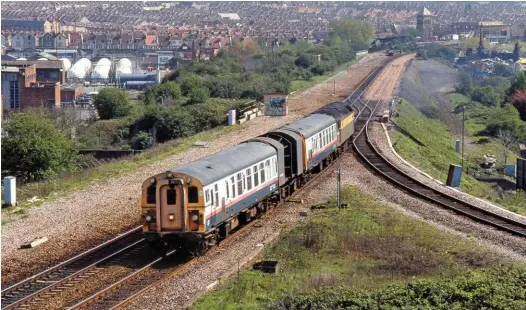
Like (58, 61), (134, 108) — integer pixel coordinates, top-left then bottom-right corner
(1, 60), (64, 69)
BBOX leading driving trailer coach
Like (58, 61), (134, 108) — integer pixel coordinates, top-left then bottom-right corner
(141, 101), (357, 255)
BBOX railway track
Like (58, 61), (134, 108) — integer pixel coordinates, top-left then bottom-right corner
(352, 57), (526, 239)
(2, 55), (405, 310)
(1, 227), (144, 309)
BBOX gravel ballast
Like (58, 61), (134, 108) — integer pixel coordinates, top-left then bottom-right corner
(1, 53), (386, 285)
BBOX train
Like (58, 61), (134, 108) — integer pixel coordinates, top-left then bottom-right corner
(140, 100), (357, 255)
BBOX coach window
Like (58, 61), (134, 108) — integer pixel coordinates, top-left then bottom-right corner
(205, 189), (210, 204)
(253, 166), (259, 187)
(214, 184), (219, 207)
(188, 186), (198, 203)
(260, 163), (265, 183)
(167, 188), (176, 205)
(210, 189), (214, 206)
(231, 176), (236, 198)
(237, 173), (243, 196)
(246, 169), (252, 190)
(225, 181), (230, 199)
(265, 160), (270, 179)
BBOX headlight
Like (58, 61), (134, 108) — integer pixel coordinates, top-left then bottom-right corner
(149, 178), (155, 184)
(186, 177), (192, 184)
(168, 214), (175, 221)
(166, 172), (174, 178)
(192, 214), (199, 221)
(145, 215), (152, 222)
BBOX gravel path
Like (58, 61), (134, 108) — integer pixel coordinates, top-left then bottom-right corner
(1, 53), (386, 286)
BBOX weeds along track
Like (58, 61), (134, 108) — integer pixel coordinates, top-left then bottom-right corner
(1, 55), (402, 310)
(352, 55), (526, 239)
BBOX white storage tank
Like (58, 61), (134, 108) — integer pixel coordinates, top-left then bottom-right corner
(60, 58), (72, 71)
(68, 58), (92, 79)
(116, 58), (132, 76)
(92, 58), (111, 80)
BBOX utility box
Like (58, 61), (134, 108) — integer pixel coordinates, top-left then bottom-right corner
(505, 164), (516, 177)
(228, 109), (236, 126)
(455, 140), (461, 153)
(264, 93), (288, 116)
(4, 176), (16, 206)
(446, 164), (462, 187)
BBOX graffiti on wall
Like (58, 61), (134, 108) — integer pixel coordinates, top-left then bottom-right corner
(264, 93), (288, 116)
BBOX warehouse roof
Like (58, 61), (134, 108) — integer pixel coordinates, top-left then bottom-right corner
(172, 141), (276, 186)
(1, 60), (64, 69)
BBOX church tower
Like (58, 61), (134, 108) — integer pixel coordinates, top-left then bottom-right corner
(416, 7), (433, 39)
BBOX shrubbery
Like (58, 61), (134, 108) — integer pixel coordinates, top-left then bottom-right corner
(273, 268), (526, 310)
(2, 111), (78, 181)
(93, 88), (132, 119)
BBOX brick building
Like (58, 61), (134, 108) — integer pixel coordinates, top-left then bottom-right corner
(1, 61), (63, 114)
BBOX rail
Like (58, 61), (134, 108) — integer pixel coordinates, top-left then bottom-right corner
(351, 56), (526, 238)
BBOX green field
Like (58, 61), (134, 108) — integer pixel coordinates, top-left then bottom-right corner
(390, 99), (526, 215)
(193, 186), (525, 309)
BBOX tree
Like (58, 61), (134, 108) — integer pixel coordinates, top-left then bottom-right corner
(187, 87), (209, 104)
(181, 74), (205, 96)
(506, 70), (526, 101)
(93, 88), (132, 119)
(154, 108), (195, 142)
(2, 111), (78, 181)
(496, 128), (517, 166)
(510, 89), (526, 121)
(329, 19), (375, 50)
(129, 131), (153, 150)
(471, 86), (500, 107)
(457, 73), (474, 96)
(295, 54), (312, 68)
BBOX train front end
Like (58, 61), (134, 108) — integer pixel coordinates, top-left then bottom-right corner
(140, 171), (207, 252)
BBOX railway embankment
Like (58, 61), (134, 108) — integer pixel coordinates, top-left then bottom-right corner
(191, 185), (526, 310)
(384, 59), (526, 216)
(1, 53), (386, 286)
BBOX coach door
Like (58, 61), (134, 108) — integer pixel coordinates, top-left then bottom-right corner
(158, 184), (184, 231)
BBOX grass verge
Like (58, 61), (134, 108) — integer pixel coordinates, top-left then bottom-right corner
(391, 100), (526, 215)
(192, 185), (524, 310)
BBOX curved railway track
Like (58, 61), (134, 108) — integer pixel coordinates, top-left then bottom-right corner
(352, 58), (526, 239)
(2, 54), (406, 310)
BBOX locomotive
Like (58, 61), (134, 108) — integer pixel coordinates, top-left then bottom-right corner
(140, 101), (357, 255)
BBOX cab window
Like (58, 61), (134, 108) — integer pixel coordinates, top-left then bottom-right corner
(147, 184), (156, 204)
(188, 186), (198, 203)
(167, 188), (176, 205)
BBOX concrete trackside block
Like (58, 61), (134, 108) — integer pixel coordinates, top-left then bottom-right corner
(21, 237), (48, 249)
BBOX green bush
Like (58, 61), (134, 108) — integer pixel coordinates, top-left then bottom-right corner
(187, 87), (210, 104)
(93, 88), (132, 119)
(181, 74), (205, 96)
(129, 131), (152, 150)
(2, 111), (78, 181)
(273, 268), (526, 310)
(154, 108), (196, 142)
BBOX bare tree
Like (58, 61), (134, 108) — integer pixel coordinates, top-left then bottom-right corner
(497, 128), (517, 167)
